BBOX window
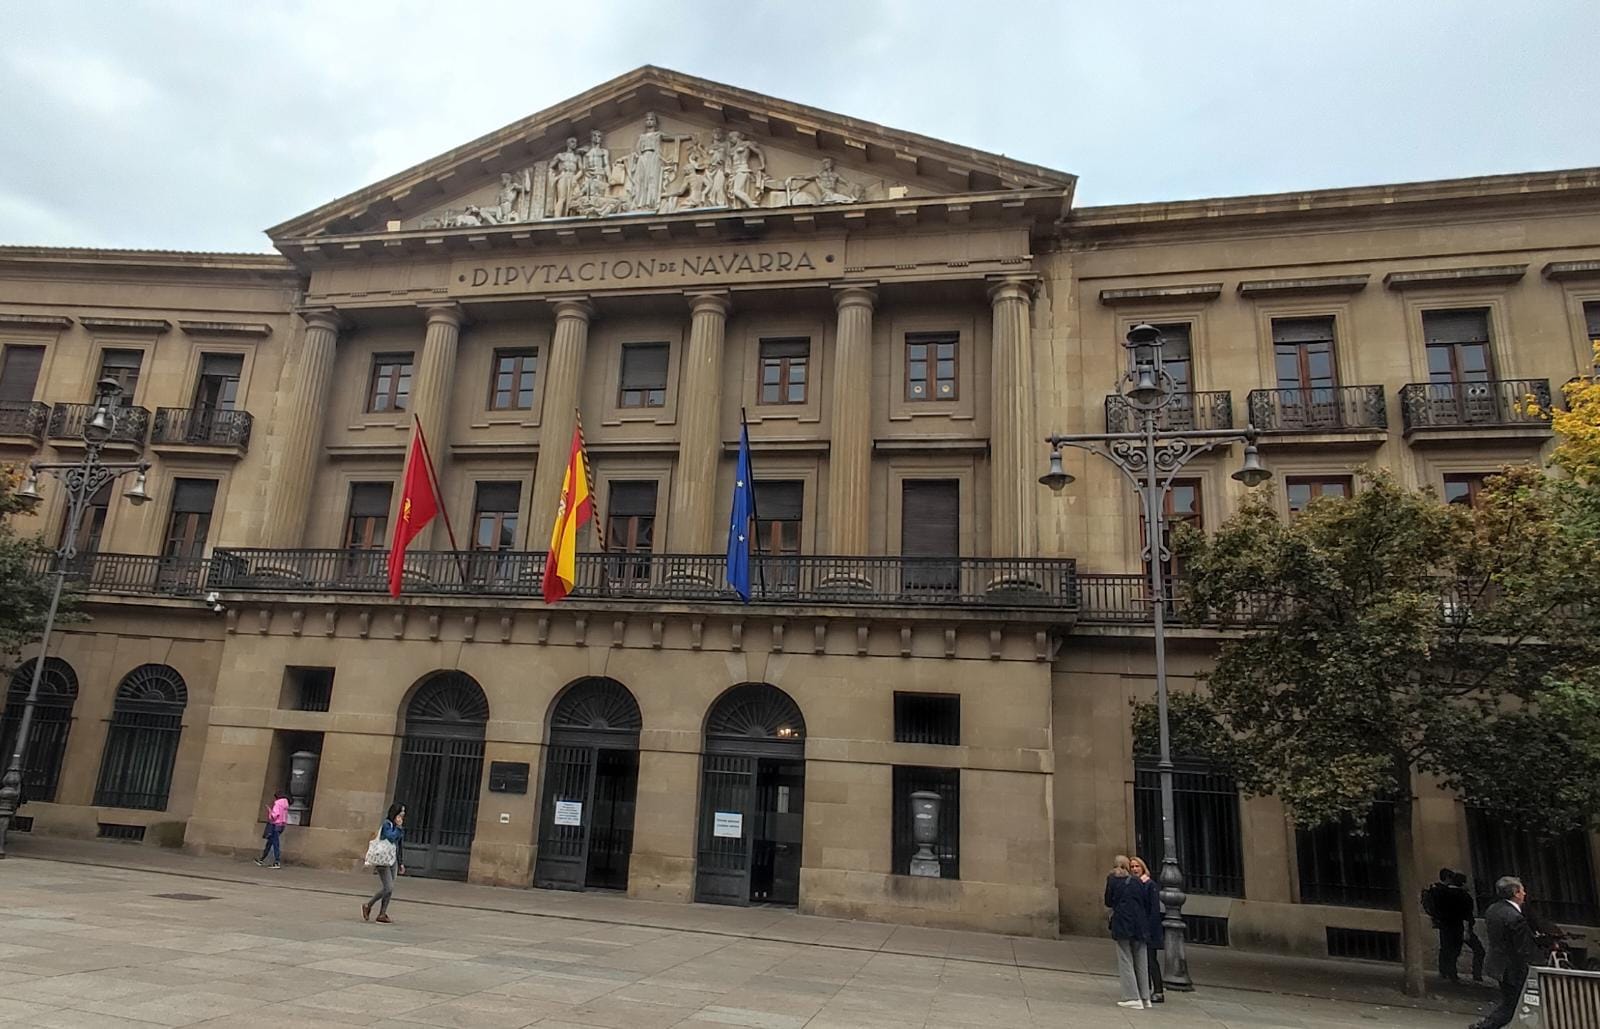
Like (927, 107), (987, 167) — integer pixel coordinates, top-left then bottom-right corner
(1295, 802), (1400, 908)
(759, 338), (809, 405)
(94, 664), (186, 811)
(366, 353), (413, 413)
(344, 482), (392, 549)
(1133, 760), (1244, 897)
(605, 480), (657, 589)
(1150, 479), (1202, 578)
(489, 348), (538, 410)
(905, 332), (958, 401)
(1153, 323), (1193, 394)
(193, 353), (243, 411)
(63, 481), (111, 557)
(472, 482), (520, 551)
(751, 480), (802, 593)
(1467, 808), (1599, 926)
(163, 479), (217, 562)
(0, 658), (78, 803)
(1273, 318), (1338, 393)
(1423, 309), (1493, 384)
(281, 667), (334, 713)
(894, 693), (960, 746)
(1286, 475), (1353, 517)
(892, 766), (959, 879)
(97, 349), (143, 398)
(901, 480), (959, 590)
(618, 343), (669, 408)
(1586, 301), (1600, 373)
(1443, 472), (1491, 508)
(0, 345), (44, 404)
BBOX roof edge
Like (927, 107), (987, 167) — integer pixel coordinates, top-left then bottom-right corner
(0, 245), (297, 276)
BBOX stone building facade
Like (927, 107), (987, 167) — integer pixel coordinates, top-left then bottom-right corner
(2, 68), (1598, 959)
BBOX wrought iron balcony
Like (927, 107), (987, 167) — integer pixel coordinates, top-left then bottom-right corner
(207, 548), (1080, 609)
(1398, 379), (1552, 433)
(1105, 390), (1233, 433)
(1247, 386), (1387, 433)
(152, 407), (253, 449)
(0, 400), (49, 440)
(47, 402), (150, 446)
(29, 552), (210, 595)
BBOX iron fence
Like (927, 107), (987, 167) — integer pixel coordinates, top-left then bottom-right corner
(47, 402), (150, 445)
(1399, 378), (1552, 432)
(1106, 390), (1234, 433)
(151, 407), (254, 449)
(1247, 385), (1387, 433)
(0, 400), (49, 440)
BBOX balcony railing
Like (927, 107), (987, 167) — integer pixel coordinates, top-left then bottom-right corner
(29, 552), (210, 595)
(207, 549), (1081, 609)
(152, 407), (253, 449)
(0, 400), (49, 440)
(47, 403), (150, 446)
(1106, 391), (1233, 433)
(1247, 386), (1387, 433)
(1399, 378), (1552, 433)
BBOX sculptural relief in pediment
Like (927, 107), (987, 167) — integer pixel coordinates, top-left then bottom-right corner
(413, 112), (919, 230)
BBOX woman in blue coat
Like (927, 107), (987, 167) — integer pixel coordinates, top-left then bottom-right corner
(1105, 855), (1154, 1008)
(362, 802), (405, 923)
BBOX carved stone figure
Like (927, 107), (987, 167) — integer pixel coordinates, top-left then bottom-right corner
(495, 171), (529, 222)
(548, 138), (581, 218)
(727, 131), (767, 209)
(580, 129), (611, 203)
(705, 128), (730, 207)
(814, 158), (860, 204)
(625, 112), (667, 213)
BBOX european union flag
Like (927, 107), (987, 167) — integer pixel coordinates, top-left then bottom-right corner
(726, 423), (754, 602)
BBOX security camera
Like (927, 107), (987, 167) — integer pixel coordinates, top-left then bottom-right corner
(204, 591), (225, 614)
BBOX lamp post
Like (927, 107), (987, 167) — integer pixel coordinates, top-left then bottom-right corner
(1038, 324), (1270, 990)
(0, 379), (152, 858)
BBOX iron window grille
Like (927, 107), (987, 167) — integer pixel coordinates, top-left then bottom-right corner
(93, 664), (187, 811)
(894, 693), (960, 746)
(0, 657), (78, 803)
(1467, 808), (1599, 926)
(1296, 802), (1400, 909)
(1133, 759), (1244, 898)
(283, 667), (334, 713)
(1326, 927), (1401, 963)
(891, 765), (960, 880)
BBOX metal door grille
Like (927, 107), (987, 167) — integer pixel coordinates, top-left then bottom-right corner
(395, 734), (484, 880)
(695, 753), (755, 905)
(3, 658), (78, 803)
(94, 709), (182, 810)
(534, 743), (594, 889)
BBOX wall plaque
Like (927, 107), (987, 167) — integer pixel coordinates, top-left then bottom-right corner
(487, 761), (530, 794)
(713, 811), (743, 838)
(554, 800), (583, 826)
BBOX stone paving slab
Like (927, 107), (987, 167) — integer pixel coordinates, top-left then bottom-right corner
(0, 838), (1502, 1027)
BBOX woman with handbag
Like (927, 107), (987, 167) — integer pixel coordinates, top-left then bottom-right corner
(362, 802), (405, 923)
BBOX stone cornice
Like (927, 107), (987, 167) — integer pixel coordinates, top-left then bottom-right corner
(79, 316), (172, 334)
(1237, 274), (1370, 297)
(0, 245), (297, 277)
(178, 320), (273, 338)
(0, 312), (72, 330)
(1382, 264), (1527, 290)
(1098, 282), (1223, 306)
(1544, 260), (1600, 281)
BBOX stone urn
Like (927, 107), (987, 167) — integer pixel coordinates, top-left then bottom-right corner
(287, 750), (319, 825)
(909, 790), (942, 877)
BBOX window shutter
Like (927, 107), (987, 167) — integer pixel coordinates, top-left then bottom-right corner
(1585, 301), (1600, 339)
(171, 479), (218, 515)
(1271, 317), (1335, 344)
(1422, 309), (1490, 345)
(754, 481), (803, 521)
(608, 481), (658, 518)
(0, 346), (44, 403)
(474, 482), (520, 514)
(760, 338), (809, 360)
(901, 481), (958, 557)
(349, 483), (392, 518)
(199, 353), (243, 378)
(621, 344), (669, 389)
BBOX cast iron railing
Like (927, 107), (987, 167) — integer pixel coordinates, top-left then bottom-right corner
(1399, 378), (1552, 432)
(151, 407), (253, 449)
(0, 400), (49, 440)
(1105, 390), (1233, 433)
(1247, 386), (1387, 433)
(47, 402), (150, 445)
(30, 552), (209, 595)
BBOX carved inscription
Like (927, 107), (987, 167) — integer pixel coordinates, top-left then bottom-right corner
(451, 240), (841, 296)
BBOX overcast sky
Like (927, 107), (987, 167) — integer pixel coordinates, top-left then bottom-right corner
(3, 0), (1597, 253)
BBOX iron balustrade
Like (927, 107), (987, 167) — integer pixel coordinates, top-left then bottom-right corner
(47, 402), (150, 445)
(1247, 385), (1387, 433)
(151, 407), (253, 449)
(1399, 378), (1552, 432)
(0, 401), (49, 440)
(30, 552), (210, 596)
(1106, 390), (1234, 433)
(207, 548), (1081, 609)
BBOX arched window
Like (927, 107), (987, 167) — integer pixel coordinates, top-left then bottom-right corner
(0, 658), (79, 803)
(94, 664), (187, 811)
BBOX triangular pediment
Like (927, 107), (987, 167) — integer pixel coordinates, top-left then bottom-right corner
(268, 66), (1074, 245)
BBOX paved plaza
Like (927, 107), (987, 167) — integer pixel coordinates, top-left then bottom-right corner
(0, 843), (1487, 1028)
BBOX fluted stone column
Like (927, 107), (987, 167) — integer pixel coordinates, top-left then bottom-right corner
(668, 292), (731, 555)
(411, 303), (464, 548)
(529, 298), (594, 547)
(826, 286), (876, 556)
(988, 276), (1039, 564)
(265, 309), (340, 547)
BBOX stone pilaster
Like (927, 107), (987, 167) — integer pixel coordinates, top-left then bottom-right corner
(826, 285), (876, 555)
(529, 298), (594, 548)
(411, 303), (464, 548)
(668, 292), (731, 553)
(265, 309), (340, 547)
(988, 276), (1039, 559)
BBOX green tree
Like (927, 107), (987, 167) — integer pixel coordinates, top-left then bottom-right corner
(0, 467), (59, 674)
(1143, 468), (1600, 996)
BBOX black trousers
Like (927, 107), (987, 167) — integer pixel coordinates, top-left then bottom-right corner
(1475, 970), (1524, 1029)
(1465, 927), (1486, 979)
(1147, 946), (1164, 996)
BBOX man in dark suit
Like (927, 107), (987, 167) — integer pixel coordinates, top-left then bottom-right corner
(1470, 876), (1545, 1029)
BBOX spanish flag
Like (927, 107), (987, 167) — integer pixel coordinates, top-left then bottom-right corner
(542, 424), (594, 603)
(387, 424), (441, 597)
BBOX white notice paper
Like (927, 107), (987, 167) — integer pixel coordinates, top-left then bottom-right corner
(713, 812), (743, 838)
(554, 800), (583, 826)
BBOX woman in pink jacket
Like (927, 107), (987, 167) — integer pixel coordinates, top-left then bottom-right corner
(255, 790), (289, 869)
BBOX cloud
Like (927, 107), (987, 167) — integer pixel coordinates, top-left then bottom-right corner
(9, 48), (157, 118)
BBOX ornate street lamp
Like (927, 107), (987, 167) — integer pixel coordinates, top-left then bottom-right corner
(0, 379), (152, 858)
(1039, 325), (1272, 990)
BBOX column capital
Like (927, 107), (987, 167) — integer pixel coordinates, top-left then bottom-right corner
(549, 296), (595, 323)
(419, 301), (466, 329)
(687, 290), (732, 318)
(296, 307), (343, 334)
(832, 283), (877, 311)
(987, 274), (1039, 305)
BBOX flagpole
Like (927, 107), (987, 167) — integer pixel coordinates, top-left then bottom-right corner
(412, 419), (469, 582)
(741, 407), (766, 598)
(575, 409), (604, 552)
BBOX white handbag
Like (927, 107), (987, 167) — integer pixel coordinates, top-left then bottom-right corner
(363, 835), (397, 868)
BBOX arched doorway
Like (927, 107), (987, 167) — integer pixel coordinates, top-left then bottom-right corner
(534, 677), (641, 891)
(695, 683), (806, 907)
(394, 672), (488, 880)
(1, 658), (79, 803)
(94, 664), (186, 810)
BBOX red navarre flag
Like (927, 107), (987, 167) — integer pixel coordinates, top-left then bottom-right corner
(387, 423), (442, 597)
